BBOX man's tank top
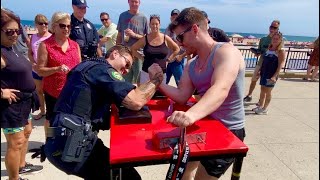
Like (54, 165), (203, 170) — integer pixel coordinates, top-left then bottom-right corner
(142, 35), (168, 73)
(188, 42), (245, 130)
(31, 33), (52, 63)
(1, 45), (35, 92)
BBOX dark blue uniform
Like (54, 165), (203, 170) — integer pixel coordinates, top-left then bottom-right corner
(70, 14), (100, 59)
(44, 58), (141, 180)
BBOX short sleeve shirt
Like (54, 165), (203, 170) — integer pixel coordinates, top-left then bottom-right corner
(98, 23), (118, 51)
(117, 11), (149, 46)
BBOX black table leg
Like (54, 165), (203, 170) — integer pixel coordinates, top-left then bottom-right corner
(231, 157), (244, 180)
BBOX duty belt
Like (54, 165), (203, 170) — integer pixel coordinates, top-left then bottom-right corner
(46, 127), (73, 138)
(165, 127), (190, 180)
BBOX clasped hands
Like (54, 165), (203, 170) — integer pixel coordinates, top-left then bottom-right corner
(148, 63), (164, 85)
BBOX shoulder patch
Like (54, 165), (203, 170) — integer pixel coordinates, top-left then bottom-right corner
(107, 68), (125, 81)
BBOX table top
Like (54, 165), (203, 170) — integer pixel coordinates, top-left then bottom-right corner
(110, 98), (248, 166)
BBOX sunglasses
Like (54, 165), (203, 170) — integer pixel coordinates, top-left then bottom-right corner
(38, 22), (48, 26)
(1, 29), (22, 36)
(121, 55), (132, 69)
(269, 26), (278, 30)
(100, 18), (109, 22)
(59, 23), (71, 29)
(176, 26), (193, 43)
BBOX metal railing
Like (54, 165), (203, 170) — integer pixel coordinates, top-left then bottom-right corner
(237, 45), (313, 72)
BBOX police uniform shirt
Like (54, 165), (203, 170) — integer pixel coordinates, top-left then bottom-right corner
(70, 14), (99, 55)
(53, 59), (135, 129)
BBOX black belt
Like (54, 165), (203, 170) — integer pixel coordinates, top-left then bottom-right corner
(46, 127), (73, 137)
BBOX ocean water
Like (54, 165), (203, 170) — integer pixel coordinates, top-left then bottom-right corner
(21, 20), (317, 42)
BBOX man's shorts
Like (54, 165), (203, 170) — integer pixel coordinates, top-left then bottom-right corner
(32, 71), (43, 80)
(200, 128), (246, 178)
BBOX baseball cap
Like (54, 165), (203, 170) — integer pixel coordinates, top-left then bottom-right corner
(171, 9), (180, 16)
(72, 0), (89, 8)
(201, 11), (211, 24)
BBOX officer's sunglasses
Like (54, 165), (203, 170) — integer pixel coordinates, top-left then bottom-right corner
(59, 23), (71, 29)
(121, 55), (132, 69)
(1, 29), (22, 36)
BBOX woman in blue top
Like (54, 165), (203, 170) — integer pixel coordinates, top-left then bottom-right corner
(253, 32), (285, 115)
(131, 14), (180, 85)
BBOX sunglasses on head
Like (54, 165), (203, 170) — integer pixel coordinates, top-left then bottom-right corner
(1, 29), (22, 36)
(58, 23), (71, 29)
(176, 26), (193, 43)
(100, 18), (109, 22)
(38, 22), (48, 26)
(269, 25), (278, 30)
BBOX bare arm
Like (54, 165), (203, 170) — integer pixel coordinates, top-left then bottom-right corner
(77, 44), (82, 62)
(271, 50), (285, 80)
(36, 42), (64, 77)
(121, 65), (163, 110)
(131, 37), (145, 60)
(165, 35), (180, 62)
(159, 60), (195, 104)
(28, 46), (35, 64)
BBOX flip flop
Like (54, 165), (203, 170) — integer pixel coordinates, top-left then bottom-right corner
(33, 114), (45, 120)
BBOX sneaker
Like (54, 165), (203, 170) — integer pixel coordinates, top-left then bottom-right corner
(252, 106), (261, 111)
(19, 162), (43, 174)
(243, 95), (252, 102)
(254, 108), (268, 115)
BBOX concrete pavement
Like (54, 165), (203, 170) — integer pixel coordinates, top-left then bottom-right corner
(1, 77), (319, 180)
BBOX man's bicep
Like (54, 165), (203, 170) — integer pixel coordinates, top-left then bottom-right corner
(211, 50), (239, 89)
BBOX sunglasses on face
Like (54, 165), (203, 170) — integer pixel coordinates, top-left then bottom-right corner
(1, 29), (22, 36)
(58, 23), (71, 29)
(121, 55), (132, 69)
(176, 26), (193, 43)
(100, 18), (109, 22)
(269, 26), (278, 30)
(38, 22), (48, 26)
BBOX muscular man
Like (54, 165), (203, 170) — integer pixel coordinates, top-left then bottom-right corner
(70, 0), (102, 59)
(157, 7), (246, 180)
(43, 45), (163, 179)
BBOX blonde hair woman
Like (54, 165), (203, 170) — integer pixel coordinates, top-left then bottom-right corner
(28, 14), (52, 120)
(36, 12), (81, 137)
(254, 32), (285, 114)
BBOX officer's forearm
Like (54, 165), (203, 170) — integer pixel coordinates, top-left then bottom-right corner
(122, 74), (162, 110)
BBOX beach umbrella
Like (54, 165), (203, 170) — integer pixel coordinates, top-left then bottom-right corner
(231, 33), (243, 38)
(246, 35), (256, 39)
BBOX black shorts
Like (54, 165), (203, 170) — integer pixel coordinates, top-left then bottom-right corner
(0, 98), (31, 128)
(44, 92), (57, 121)
(200, 128), (246, 178)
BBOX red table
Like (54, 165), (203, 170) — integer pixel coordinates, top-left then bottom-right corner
(110, 98), (248, 179)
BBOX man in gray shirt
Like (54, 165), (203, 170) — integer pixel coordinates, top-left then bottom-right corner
(116, 0), (149, 84)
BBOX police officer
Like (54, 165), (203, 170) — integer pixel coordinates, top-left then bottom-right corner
(43, 45), (163, 180)
(70, 0), (102, 59)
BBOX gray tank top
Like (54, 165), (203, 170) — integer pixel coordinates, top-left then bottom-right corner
(189, 42), (245, 130)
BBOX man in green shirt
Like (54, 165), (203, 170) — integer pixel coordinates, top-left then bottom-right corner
(244, 20), (280, 102)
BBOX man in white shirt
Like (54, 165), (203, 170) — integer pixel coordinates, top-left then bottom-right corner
(98, 12), (118, 54)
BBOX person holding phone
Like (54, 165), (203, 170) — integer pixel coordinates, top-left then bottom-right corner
(253, 31), (285, 115)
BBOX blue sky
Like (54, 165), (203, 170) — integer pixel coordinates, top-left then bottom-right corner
(1, 0), (319, 37)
